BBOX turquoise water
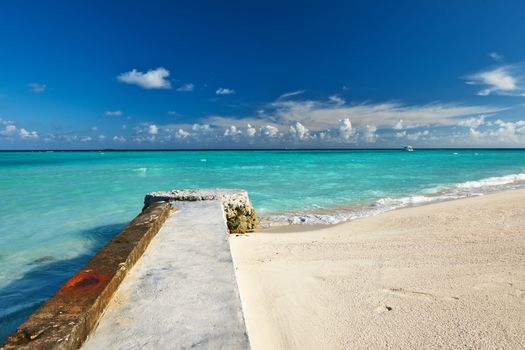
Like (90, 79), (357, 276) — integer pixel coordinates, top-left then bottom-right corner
(1, 149), (525, 341)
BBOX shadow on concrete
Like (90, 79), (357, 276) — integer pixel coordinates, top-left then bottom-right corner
(0, 223), (126, 343)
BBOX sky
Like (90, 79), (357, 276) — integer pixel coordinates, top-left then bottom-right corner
(1, 0), (525, 149)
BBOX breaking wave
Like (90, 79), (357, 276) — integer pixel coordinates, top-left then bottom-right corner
(262, 172), (525, 226)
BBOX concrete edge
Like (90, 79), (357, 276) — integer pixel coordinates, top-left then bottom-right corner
(1, 202), (172, 350)
(144, 189), (259, 233)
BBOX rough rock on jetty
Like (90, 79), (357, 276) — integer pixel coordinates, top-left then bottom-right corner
(145, 189), (259, 233)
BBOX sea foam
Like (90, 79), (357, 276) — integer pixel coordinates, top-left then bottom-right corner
(263, 172), (525, 226)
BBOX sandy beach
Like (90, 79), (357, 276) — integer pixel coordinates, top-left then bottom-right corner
(230, 189), (525, 349)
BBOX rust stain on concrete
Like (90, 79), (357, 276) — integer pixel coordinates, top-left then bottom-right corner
(1, 201), (172, 350)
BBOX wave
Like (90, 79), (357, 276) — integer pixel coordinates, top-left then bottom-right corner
(456, 173), (525, 189)
(262, 172), (525, 226)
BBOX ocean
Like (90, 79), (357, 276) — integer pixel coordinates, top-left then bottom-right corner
(1, 149), (525, 341)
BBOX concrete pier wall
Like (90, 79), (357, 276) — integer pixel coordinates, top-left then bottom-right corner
(2, 189), (256, 350)
(82, 200), (250, 349)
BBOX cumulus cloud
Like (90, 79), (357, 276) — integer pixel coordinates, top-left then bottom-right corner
(469, 119), (525, 144)
(0, 119), (38, 140)
(338, 118), (356, 142)
(118, 67), (171, 89)
(105, 110), (123, 117)
(363, 125), (377, 143)
(144, 95), (506, 147)
(458, 115), (486, 128)
(176, 129), (190, 138)
(113, 135), (126, 142)
(289, 122), (310, 140)
(224, 125), (241, 137)
(393, 120), (404, 130)
(216, 87), (235, 95)
(192, 123), (212, 133)
(262, 125), (279, 138)
(0, 120), (17, 137)
(148, 124), (158, 135)
(246, 124), (257, 137)
(28, 83), (46, 93)
(176, 83), (194, 92)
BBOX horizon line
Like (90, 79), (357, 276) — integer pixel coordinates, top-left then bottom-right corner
(2, 147), (525, 152)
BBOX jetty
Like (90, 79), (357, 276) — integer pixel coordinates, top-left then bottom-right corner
(1, 189), (258, 350)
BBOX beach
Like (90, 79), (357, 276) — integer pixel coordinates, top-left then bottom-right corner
(230, 189), (525, 349)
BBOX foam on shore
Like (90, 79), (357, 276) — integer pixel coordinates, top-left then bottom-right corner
(262, 172), (525, 226)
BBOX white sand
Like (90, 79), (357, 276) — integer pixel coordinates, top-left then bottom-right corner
(230, 190), (525, 349)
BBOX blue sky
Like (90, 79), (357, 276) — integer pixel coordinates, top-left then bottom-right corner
(1, 0), (525, 149)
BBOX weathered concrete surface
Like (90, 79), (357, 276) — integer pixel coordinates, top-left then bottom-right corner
(82, 200), (250, 350)
(1, 202), (172, 350)
(145, 189), (259, 233)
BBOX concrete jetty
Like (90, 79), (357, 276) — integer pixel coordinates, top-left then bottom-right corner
(2, 189), (255, 350)
(82, 200), (250, 349)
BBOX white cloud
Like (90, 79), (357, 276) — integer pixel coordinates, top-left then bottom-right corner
(148, 124), (158, 135)
(224, 125), (241, 137)
(176, 129), (190, 138)
(393, 120), (404, 130)
(156, 96), (505, 147)
(489, 52), (503, 62)
(105, 110), (123, 117)
(113, 135), (126, 142)
(192, 123), (212, 133)
(329, 95), (345, 106)
(289, 122), (310, 140)
(466, 64), (523, 96)
(406, 130), (429, 141)
(261, 99), (503, 131)
(338, 118), (355, 142)
(395, 131), (406, 138)
(246, 124), (257, 137)
(216, 87), (235, 95)
(469, 119), (525, 144)
(363, 125), (377, 143)
(279, 90), (305, 99)
(176, 83), (194, 92)
(118, 67), (171, 89)
(100, 93), (518, 147)
(0, 120), (38, 140)
(0, 123), (17, 136)
(262, 125), (279, 138)
(28, 83), (46, 93)
(458, 115), (486, 128)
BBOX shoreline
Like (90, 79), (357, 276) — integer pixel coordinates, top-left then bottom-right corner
(231, 189), (525, 349)
(258, 187), (521, 233)
(259, 172), (525, 227)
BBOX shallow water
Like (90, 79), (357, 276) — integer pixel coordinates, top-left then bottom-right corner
(1, 149), (525, 341)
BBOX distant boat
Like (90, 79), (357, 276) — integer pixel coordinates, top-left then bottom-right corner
(404, 145), (414, 152)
